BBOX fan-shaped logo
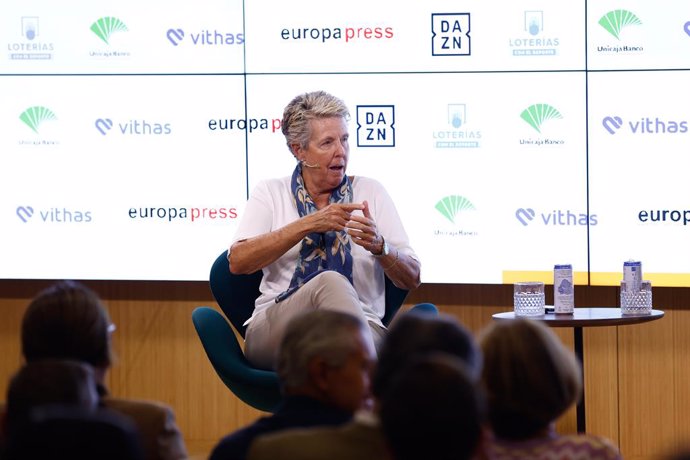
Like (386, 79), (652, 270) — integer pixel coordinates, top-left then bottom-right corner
(435, 195), (476, 224)
(90, 17), (128, 44)
(599, 10), (641, 40)
(521, 104), (562, 134)
(19, 106), (57, 134)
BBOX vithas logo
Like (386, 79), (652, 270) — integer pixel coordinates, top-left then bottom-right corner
(435, 195), (475, 224)
(19, 106), (57, 133)
(598, 10), (641, 40)
(521, 104), (562, 133)
(91, 17), (128, 44)
(16, 206), (34, 223)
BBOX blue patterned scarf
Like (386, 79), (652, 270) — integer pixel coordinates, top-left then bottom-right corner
(276, 163), (354, 302)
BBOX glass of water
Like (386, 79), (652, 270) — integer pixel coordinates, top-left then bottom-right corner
(620, 280), (652, 315)
(513, 281), (545, 316)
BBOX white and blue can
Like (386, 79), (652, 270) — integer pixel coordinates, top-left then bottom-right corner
(623, 261), (642, 292)
(554, 264), (574, 313)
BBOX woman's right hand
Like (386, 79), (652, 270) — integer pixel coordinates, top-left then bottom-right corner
(304, 203), (364, 233)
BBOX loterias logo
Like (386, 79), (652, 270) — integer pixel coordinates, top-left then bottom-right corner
(596, 10), (643, 53)
(166, 27), (244, 46)
(519, 103), (565, 146)
(18, 106), (59, 146)
(509, 11), (560, 56)
(95, 118), (172, 136)
(433, 195), (478, 237)
(8, 17), (54, 61)
(16, 205), (92, 223)
(602, 115), (688, 135)
(89, 16), (131, 58)
(432, 104), (481, 149)
(515, 207), (597, 226)
(356, 105), (394, 147)
(432, 13), (470, 56)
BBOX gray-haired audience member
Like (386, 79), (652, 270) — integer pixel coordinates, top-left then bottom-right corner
(19, 280), (187, 460)
(246, 311), (482, 460)
(380, 354), (486, 460)
(210, 309), (376, 460)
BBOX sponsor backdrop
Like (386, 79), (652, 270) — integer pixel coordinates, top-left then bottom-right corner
(2, 0), (689, 286)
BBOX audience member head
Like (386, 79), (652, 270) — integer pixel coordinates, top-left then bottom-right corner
(372, 312), (482, 401)
(21, 280), (113, 380)
(380, 354), (486, 460)
(479, 318), (582, 440)
(4, 359), (99, 439)
(276, 310), (376, 413)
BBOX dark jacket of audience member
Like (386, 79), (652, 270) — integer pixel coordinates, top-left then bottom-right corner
(380, 353), (486, 460)
(19, 280), (188, 460)
(210, 310), (376, 460)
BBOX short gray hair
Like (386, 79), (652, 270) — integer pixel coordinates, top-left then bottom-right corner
(277, 310), (365, 391)
(281, 91), (350, 154)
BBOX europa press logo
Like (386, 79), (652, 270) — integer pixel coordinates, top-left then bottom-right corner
(431, 13), (471, 56)
(356, 105), (395, 147)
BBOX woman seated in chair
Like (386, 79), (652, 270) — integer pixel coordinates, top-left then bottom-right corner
(228, 90), (421, 370)
(478, 318), (622, 460)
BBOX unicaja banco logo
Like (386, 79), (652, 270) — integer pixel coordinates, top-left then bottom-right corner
(435, 195), (475, 224)
(20, 106), (56, 134)
(521, 104), (563, 133)
(599, 10), (641, 40)
(431, 13), (471, 56)
(91, 17), (128, 44)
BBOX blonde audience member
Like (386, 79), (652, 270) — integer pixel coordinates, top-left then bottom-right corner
(479, 318), (621, 460)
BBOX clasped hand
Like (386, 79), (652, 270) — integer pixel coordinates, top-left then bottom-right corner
(308, 200), (383, 254)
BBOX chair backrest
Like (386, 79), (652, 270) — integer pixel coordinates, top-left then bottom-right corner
(209, 250), (261, 338)
(210, 250), (409, 333)
(4, 405), (144, 460)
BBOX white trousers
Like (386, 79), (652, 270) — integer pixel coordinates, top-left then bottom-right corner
(244, 270), (383, 370)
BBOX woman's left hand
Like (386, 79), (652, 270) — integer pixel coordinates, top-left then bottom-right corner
(346, 200), (384, 254)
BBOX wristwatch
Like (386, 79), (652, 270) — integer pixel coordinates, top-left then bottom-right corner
(374, 237), (389, 257)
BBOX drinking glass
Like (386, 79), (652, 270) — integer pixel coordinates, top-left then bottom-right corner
(513, 281), (545, 316)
